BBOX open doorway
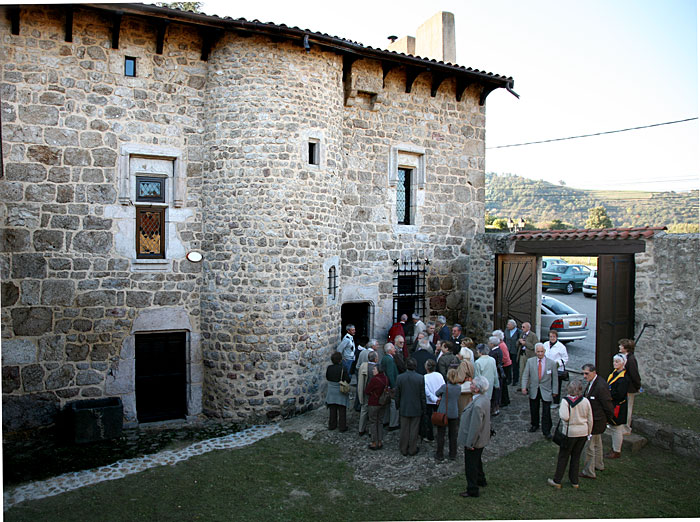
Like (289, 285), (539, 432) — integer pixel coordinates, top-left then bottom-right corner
(341, 302), (373, 342)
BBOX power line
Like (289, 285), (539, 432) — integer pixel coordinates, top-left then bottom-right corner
(486, 117), (699, 149)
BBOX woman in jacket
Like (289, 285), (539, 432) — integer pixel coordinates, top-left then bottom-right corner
(456, 346), (475, 411)
(434, 368), (462, 461)
(619, 338), (641, 434)
(365, 363), (389, 450)
(493, 330), (512, 407)
(605, 353), (629, 459)
(326, 351), (350, 432)
(547, 380), (593, 489)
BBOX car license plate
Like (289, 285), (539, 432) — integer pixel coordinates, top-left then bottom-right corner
(592, 286), (597, 290)
(569, 320), (581, 326)
(542, 282), (549, 286)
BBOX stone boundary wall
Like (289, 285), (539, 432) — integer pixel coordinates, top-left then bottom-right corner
(634, 233), (700, 405)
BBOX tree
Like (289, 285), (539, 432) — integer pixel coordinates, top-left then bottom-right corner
(549, 219), (573, 230)
(485, 213), (496, 226)
(667, 223), (699, 233)
(492, 218), (509, 230)
(157, 2), (203, 12)
(585, 206), (613, 229)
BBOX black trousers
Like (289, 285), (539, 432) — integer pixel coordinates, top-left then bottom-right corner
(553, 436), (587, 485)
(328, 404), (347, 431)
(500, 373), (510, 406)
(421, 403), (436, 441)
(436, 418), (459, 459)
(509, 354), (520, 384)
(464, 447), (486, 496)
(529, 388), (552, 436)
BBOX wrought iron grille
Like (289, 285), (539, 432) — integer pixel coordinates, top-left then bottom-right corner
(397, 167), (412, 225)
(136, 207), (165, 258)
(328, 266), (337, 299)
(392, 257), (429, 323)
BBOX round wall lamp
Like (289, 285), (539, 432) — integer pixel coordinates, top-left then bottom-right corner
(186, 251), (203, 263)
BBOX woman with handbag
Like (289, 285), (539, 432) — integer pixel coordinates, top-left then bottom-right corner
(547, 380), (593, 489)
(365, 363), (390, 450)
(544, 330), (568, 407)
(326, 351), (350, 432)
(456, 346), (475, 411)
(605, 353), (629, 459)
(422, 359), (445, 442)
(434, 368), (462, 461)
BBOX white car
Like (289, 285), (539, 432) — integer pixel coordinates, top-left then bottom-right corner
(582, 269), (597, 298)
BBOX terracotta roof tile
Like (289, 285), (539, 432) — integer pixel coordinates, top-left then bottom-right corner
(512, 226), (666, 241)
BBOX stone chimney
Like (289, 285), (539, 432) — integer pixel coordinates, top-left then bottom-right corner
(387, 11), (456, 63)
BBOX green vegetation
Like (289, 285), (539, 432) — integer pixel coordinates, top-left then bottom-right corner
(6, 432), (700, 521)
(585, 206), (613, 228)
(634, 392), (700, 432)
(486, 172), (699, 229)
(156, 1), (203, 12)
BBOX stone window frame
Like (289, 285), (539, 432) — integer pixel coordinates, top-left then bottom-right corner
(301, 130), (325, 169)
(118, 144), (185, 271)
(388, 144), (426, 230)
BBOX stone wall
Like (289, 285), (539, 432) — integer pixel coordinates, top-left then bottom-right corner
(634, 233), (700, 405)
(1, 5), (205, 430)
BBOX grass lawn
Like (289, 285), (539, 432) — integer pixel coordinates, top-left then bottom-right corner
(634, 391), (700, 432)
(6, 432), (700, 521)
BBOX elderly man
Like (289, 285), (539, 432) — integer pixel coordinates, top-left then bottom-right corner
(381, 343), (400, 430)
(579, 363), (614, 479)
(413, 338), (437, 377)
(336, 324), (356, 376)
(436, 315), (451, 342)
(544, 329), (568, 407)
(503, 319), (521, 386)
(436, 340), (459, 380)
(412, 313), (426, 340)
(457, 375), (491, 498)
(474, 343), (499, 403)
(357, 350), (379, 437)
(394, 334), (409, 361)
(395, 357), (426, 456)
(517, 322), (538, 386)
(522, 343), (558, 439)
(425, 321), (437, 351)
(450, 324), (465, 344)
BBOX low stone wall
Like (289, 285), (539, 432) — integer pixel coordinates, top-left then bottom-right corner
(634, 233), (700, 405)
(633, 416), (700, 461)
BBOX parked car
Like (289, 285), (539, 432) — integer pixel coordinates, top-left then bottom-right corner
(583, 269), (597, 298)
(542, 258), (567, 271)
(540, 295), (588, 343)
(542, 264), (591, 294)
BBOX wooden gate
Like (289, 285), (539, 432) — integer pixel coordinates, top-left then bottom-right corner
(596, 254), (635, 377)
(495, 254), (539, 330)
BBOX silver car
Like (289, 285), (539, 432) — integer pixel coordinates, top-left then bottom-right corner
(540, 295), (588, 343)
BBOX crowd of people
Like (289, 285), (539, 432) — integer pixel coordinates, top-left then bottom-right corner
(326, 317), (642, 497)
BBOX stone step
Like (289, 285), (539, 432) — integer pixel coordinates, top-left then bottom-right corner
(601, 426), (648, 453)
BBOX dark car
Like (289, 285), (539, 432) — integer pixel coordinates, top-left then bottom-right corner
(542, 264), (591, 294)
(540, 295), (588, 342)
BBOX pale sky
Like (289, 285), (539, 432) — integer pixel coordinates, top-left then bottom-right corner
(198, 0), (699, 193)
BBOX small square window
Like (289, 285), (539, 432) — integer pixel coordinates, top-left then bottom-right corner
(136, 177), (165, 203)
(125, 57), (136, 77)
(308, 140), (319, 165)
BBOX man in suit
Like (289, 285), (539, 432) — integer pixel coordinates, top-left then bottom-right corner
(413, 339), (437, 376)
(457, 375), (491, 498)
(503, 319), (522, 386)
(521, 343), (558, 439)
(579, 363), (614, 479)
(381, 343), (400, 430)
(517, 321), (538, 387)
(356, 350), (378, 436)
(395, 357), (426, 456)
(436, 340), (459, 380)
(450, 324), (465, 344)
(388, 314), (407, 344)
(436, 315), (451, 342)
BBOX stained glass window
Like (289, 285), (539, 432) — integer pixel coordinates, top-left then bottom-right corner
(136, 177), (165, 203)
(397, 168), (412, 225)
(136, 207), (165, 258)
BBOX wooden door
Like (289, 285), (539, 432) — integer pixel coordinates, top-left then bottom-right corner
(495, 254), (539, 330)
(596, 255), (635, 377)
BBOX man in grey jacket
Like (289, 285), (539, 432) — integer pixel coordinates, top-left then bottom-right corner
(521, 343), (559, 439)
(457, 375), (491, 498)
(395, 357), (426, 456)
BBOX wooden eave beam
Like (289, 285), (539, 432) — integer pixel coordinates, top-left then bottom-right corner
(513, 240), (646, 255)
(111, 12), (122, 49)
(342, 54), (359, 84)
(200, 28), (223, 61)
(479, 84), (499, 106)
(381, 61), (399, 88)
(64, 6), (74, 42)
(430, 73), (448, 97)
(8, 6), (20, 35)
(405, 66), (422, 94)
(155, 20), (169, 54)
(456, 78), (473, 102)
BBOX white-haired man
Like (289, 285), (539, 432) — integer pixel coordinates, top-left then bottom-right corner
(457, 375), (491, 498)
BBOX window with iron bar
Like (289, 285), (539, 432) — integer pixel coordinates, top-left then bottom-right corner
(392, 258), (428, 324)
(397, 167), (412, 225)
(136, 207), (165, 259)
(328, 266), (337, 299)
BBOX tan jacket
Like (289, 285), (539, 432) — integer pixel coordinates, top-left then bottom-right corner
(559, 397), (593, 438)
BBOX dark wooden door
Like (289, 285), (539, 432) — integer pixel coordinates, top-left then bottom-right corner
(596, 255), (635, 377)
(341, 302), (370, 342)
(495, 254), (539, 330)
(135, 332), (187, 423)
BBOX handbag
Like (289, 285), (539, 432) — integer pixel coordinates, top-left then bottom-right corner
(552, 403), (570, 446)
(431, 384), (449, 427)
(339, 380), (350, 394)
(557, 362), (569, 381)
(378, 384), (393, 405)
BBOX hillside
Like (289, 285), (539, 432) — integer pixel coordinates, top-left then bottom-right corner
(485, 173), (699, 228)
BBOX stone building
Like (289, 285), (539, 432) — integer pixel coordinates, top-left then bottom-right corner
(0, 4), (516, 432)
